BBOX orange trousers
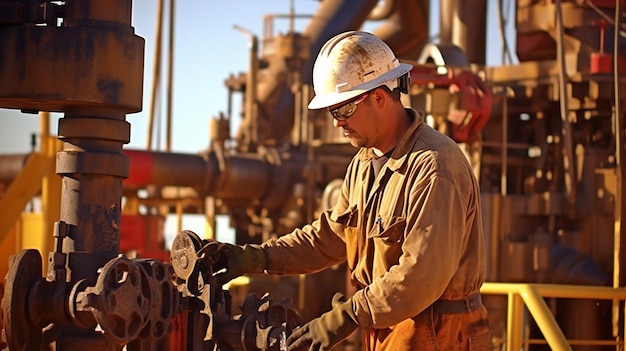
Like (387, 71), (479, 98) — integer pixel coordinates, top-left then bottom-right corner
(361, 305), (492, 351)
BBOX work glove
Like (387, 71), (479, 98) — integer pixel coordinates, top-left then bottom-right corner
(199, 240), (266, 286)
(287, 293), (359, 351)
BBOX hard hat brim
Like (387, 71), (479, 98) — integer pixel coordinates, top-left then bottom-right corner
(308, 62), (413, 110)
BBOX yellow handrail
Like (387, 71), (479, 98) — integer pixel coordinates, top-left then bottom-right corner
(481, 282), (626, 351)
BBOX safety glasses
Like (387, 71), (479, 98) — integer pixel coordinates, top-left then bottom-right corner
(328, 93), (370, 121)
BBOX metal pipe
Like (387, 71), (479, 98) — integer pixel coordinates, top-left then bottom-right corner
(372, 0), (429, 59)
(147, 0), (164, 151)
(0, 153), (50, 244)
(496, 0), (513, 64)
(613, 0), (624, 339)
(500, 93), (508, 196)
(439, 0), (487, 65)
(234, 25), (259, 146)
(166, 0), (175, 152)
(123, 149), (212, 190)
(520, 286), (572, 351)
(507, 292), (525, 351)
(0, 148), (283, 202)
(555, 0), (577, 208)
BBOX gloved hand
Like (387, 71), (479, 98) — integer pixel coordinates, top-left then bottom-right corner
(199, 241), (266, 285)
(287, 293), (359, 351)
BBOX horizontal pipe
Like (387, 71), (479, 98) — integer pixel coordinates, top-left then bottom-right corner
(481, 282), (626, 300)
(123, 149), (211, 189)
(0, 149), (283, 202)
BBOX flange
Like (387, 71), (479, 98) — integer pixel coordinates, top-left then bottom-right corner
(1, 249), (44, 351)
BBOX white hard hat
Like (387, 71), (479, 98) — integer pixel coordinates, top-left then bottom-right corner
(308, 31), (413, 110)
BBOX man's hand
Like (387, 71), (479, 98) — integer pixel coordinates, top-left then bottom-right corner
(199, 241), (266, 285)
(287, 293), (359, 351)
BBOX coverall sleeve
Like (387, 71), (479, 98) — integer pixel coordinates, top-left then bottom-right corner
(260, 161), (357, 275)
(261, 210), (348, 275)
(352, 175), (471, 329)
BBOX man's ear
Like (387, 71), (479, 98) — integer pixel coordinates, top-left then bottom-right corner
(370, 87), (386, 108)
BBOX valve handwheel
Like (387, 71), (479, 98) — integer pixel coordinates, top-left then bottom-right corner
(88, 257), (149, 345)
(1, 249), (44, 351)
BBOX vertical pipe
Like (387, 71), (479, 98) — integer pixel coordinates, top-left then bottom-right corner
(304, 84), (315, 224)
(440, 0), (487, 64)
(57, 113), (129, 261)
(205, 197), (216, 240)
(147, 0), (164, 151)
(234, 26), (258, 146)
(176, 201), (183, 234)
(507, 292), (525, 351)
(612, 0), (624, 339)
(496, 0), (513, 64)
(166, 0), (175, 152)
(249, 35), (258, 145)
(40, 112), (60, 258)
(501, 93), (508, 196)
(439, 0), (454, 45)
(555, 0), (577, 207)
(41, 111), (50, 145)
(292, 86), (302, 146)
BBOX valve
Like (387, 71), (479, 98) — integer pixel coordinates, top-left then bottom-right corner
(1, 250), (45, 351)
(170, 230), (301, 351)
(76, 256), (179, 345)
(0, 249), (180, 349)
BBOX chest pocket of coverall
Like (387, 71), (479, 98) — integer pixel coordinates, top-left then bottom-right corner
(332, 205), (359, 270)
(368, 216), (406, 274)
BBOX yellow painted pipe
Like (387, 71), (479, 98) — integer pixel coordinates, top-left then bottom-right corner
(481, 282), (626, 350)
(0, 153), (52, 243)
(519, 285), (572, 351)
(482, 282), (626, 300)
(507, 292), (524, 351)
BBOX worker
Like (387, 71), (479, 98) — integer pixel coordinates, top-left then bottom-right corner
(205, 31), (492, 351)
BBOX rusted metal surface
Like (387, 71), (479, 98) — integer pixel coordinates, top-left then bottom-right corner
(0, 0), (152, 349)
(76, 257), (179, 345)
(1, 250), (44, 351)
(0, 2), (143, 113)
(170, 230), (300, 350)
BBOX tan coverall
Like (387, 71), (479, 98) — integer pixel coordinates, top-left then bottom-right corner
(262, 108), (492, 350)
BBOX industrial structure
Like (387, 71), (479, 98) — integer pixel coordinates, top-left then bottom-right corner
(1, 0), (625, 350)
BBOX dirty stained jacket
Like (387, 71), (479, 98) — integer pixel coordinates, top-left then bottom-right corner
(262, 108), (490, 350)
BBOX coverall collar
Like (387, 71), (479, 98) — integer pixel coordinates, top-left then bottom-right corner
(358, 107), (425, 174)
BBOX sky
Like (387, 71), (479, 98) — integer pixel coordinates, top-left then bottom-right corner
(0, 0), (514, 243)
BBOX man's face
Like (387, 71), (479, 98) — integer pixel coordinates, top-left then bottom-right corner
(330, 92), (381, 149)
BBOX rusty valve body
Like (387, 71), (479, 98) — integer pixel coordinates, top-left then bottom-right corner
(76, 257), (180, 345)
(170, 230), (301, 351)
